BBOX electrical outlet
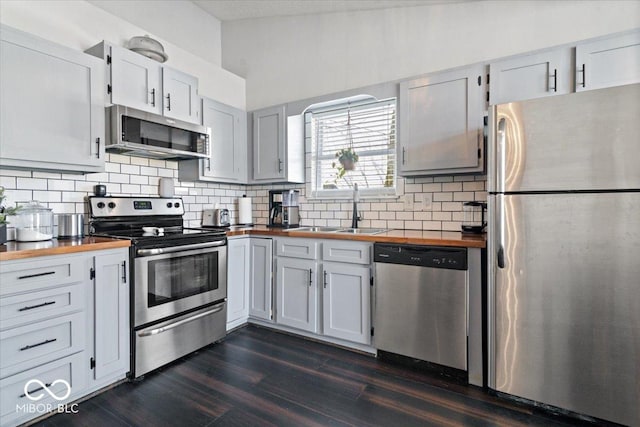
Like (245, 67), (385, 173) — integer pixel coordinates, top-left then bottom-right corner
(403, 194), (414, 210)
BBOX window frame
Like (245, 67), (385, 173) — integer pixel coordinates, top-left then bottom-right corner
(306, 97), (399, 200)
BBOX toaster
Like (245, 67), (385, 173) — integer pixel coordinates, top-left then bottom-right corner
(202, 208), (230, 227)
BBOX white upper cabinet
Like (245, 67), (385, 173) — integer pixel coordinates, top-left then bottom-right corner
(86, 42), (201, 124)
(253, 105), (286, 181)
(251, 107), (305, 183)
(0, 25), (105, 173)
(575, 30), (640, 92)
(489, 47), (572, 105)
(162, 67), (200, 123)
(109, 45), (162, 114)
(179, 98), (247, 183)
(399, 64), (485, 176)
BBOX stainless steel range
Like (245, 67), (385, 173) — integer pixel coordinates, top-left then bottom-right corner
(89, 196), (227, 378)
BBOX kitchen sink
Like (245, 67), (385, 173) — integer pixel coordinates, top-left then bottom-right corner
(336, 228), (389, 235)
(288, 227), (343, 233)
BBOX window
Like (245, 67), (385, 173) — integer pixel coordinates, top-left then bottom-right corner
(309, 98), (397, 198)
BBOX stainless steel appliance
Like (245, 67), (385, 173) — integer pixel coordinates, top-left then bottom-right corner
(268, 189), (300, 228)
(374, 244), (468, 370)
(202, 208), (230, 227)
(56, 213), (84, 239)
(488, 84), (640, 426)
(106, 105), (209, 160)
(89, 196), (227, 378)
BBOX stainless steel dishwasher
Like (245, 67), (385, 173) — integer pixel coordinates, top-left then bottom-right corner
(374, 243), (468, 370)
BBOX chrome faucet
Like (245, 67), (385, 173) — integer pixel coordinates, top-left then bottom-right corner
(351, 183), (361, 229)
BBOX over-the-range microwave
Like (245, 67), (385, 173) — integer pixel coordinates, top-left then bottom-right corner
(106, 105), (209, 160)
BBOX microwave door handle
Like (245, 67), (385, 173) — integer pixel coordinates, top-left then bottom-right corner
(137, 240), (226, 256)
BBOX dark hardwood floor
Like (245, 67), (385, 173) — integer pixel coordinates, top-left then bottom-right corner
(37, 325), (580, 427)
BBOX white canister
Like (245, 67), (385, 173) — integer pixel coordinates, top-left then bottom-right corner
(159, 178), (175, 197)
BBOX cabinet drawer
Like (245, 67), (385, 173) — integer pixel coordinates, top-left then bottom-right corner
(322, 241), (371, 265)
(0, 312), (85, 379)
(0, 255), (87, 296)
(276, 238), (318, 259)
(0, 284), (85, 330)
(0, 352), (87, 426)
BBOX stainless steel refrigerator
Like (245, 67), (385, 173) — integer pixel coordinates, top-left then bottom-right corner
(487, 84), (640, 426)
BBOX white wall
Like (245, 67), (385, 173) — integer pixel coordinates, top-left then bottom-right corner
(221, 0), (640, 110)
(88, 0), (222, 66)
(0, 0), (245, 109)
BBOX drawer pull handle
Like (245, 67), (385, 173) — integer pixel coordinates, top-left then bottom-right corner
(18, 271), (56, 280)
(20, 338), (57, 351)
(18, 301), (56, 312)
(19, 383), (52, 398)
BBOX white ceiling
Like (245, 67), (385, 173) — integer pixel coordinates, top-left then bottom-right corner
(193, 0), (476, 22)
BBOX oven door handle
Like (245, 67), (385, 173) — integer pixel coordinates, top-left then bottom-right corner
(137, 303), (225, 337)
(136, 240), (226, 256)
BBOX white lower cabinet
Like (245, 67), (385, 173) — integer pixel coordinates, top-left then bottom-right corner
(275, 257), (318, 333)
(266, 238), (372, 350)
(248, 238), (273, 321)
(0, 248), (129, 427)
(227, 237), (251, 330)
(322, 262), (371, 345)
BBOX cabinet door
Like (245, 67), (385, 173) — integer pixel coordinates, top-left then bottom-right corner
(249, 238), (273, 321)
(93, 251), (129, 381)
(163, 67), (200, 124)
(576, 30), (640, 92)
(276, 257), (317, 333)
(110, 45), (162, 115)
(399, 65), (485, 176)
(253, 105), (286, 181)
(489, 48), (572, 105)
(227, 238), (250, 328)
(202, 99), (247, 182)
(0, 25), (104, 173)
(322, 263), (371, 345)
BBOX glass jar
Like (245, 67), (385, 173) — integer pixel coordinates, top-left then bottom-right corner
(461, 201), (487, 234)
(15, 201), (54, 242)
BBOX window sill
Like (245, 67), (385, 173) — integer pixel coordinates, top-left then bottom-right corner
(307, 189), (400, 201)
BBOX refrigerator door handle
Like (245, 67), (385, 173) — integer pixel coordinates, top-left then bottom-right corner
(497, 194), (505, 269)
(497, 118), (506, 193)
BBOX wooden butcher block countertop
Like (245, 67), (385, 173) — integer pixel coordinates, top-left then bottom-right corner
(0, 237), (131, 261)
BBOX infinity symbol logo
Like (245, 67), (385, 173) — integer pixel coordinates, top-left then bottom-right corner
(23, 379), (71, 401)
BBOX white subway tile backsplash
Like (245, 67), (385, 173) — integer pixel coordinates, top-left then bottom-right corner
(140, 166), (158, 176)
(0, 176), (16, 189)
(130, 157), (149, 166)
(1, 168), (31, 177)
(149, 159), (166, 168)
(109, 153), (131, 164)
(108, 173), (129, 184)
(130, 175), (148, 185)
(86, 172), (109, 182)
(453, 192), (475, 201)
(33, 171), (62, 179)
(121, 164), (140, 175)
(104, 163), (120, 173)
(17, 177), (47, 190)
(48, 180), (75, 191)
(33, 190), (61, 202)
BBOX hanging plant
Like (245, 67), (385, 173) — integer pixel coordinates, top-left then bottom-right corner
(331, 108), (358, 180)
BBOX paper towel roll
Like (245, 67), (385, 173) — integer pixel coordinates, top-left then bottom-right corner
(238, 196), (253, 225)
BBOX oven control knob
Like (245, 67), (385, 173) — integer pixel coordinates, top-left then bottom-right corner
(108, 202), (116, 209)
(167, 202), (172, 208)
(96, 202), (105, 209)
(174, 202), (180, 208)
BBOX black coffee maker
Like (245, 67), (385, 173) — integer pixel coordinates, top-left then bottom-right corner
(269, 189), (300, 228)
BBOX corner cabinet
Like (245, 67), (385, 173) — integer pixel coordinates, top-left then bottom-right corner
(0, 25), (105, 173)
(86, 42), (201, 124)
(251, 106), (304, 183)
(248, 238), (273, 321)
(398, 64), (485, 176)
(179, 98), (248, 184)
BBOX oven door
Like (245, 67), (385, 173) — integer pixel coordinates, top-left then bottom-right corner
(134, 241), (227, 327)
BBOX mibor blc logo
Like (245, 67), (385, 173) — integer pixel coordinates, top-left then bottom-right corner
(16, 379), (79, 416)
(23, 379), (71, 401)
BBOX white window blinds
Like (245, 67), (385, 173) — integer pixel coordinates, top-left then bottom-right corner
(310, 98), (397, 197)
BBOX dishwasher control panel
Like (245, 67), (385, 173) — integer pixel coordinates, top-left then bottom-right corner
(373, 244), (467, 270)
